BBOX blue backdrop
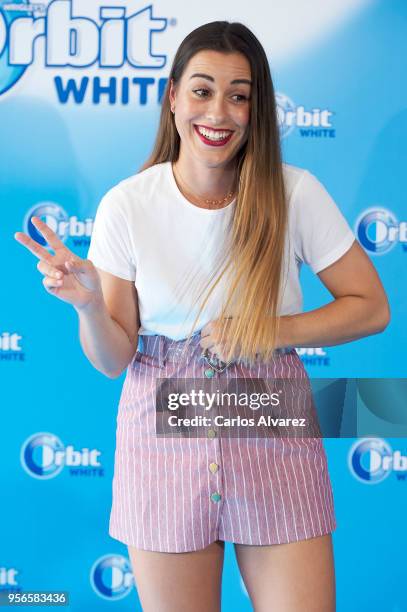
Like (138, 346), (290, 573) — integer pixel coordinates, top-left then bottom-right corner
(2, 0), (406, 609)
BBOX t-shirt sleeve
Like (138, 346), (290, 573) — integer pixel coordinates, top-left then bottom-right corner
(87, 187), (137, 281)
(292, 170), (356, 274)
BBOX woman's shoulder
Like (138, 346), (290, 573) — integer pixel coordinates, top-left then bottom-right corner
(282, 162), (310, 201)
(108, 162), (170, 204)
(94, 162), (170, 222)
(282, 163), (333, 213)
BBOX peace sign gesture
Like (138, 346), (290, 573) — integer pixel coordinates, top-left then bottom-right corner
(14, 216), (103, 310)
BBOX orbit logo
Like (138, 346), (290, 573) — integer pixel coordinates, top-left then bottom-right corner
(90, 555), (134, 601)
(276, 92), (335, 139)
(0, 0), (32, 96)
(348, 438), (407, 484)
(355, 207), (407, 255)
(0, 566), (20, 592)
(295, 347), (330, 367)
(0, 331), (24, 362)
(21, 432), (103, 479)
(24, 203), (93, 248)
(0, 0), (168, 98)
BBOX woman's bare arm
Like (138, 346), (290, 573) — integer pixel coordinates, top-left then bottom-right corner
(75, 268), (140, 378)
(277, 240), (390, 348)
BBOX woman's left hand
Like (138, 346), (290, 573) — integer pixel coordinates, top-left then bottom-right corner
(199, 317), (241, 363)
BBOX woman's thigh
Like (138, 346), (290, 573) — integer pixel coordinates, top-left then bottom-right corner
(128, 539), (225, 612)
(234, 533), (335, 612)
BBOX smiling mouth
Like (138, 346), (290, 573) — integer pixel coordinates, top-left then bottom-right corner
(194, 124), (234, 147)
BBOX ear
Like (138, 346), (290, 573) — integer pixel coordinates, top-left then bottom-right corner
(169, 78), (176, 108)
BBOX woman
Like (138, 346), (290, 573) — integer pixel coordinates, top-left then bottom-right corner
(15, 21), (390, 612)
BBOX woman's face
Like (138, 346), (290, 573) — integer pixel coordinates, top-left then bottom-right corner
(169, 50), (251, 169)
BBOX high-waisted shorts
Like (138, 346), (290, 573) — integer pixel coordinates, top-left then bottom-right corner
(109, 332), (337, 553)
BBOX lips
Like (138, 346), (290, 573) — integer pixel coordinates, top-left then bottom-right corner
(194, 124), (234, 147)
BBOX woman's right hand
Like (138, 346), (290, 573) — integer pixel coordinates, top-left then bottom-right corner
(14, 216), (103, 311)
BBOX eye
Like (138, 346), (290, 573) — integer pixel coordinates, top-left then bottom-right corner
(193, 88), (210, 98)
(231, 94), (249, 103)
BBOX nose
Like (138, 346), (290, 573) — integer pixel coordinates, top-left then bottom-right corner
(205, 94), (227, 126)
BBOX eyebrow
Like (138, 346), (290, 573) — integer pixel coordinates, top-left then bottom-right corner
(189, 73), (251, 85)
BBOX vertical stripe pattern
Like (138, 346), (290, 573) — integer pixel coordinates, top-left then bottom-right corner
(109, 333), (337, 552)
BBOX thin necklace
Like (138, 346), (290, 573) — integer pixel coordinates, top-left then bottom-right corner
(172, 164), (236, 209)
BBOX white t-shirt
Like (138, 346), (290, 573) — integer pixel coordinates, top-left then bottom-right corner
(87, 161), (355, 340)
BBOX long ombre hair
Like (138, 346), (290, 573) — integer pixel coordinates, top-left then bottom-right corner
(141, 21), (288, 364)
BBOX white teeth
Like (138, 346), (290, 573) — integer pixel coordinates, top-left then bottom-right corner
(197, 126), (231, 141)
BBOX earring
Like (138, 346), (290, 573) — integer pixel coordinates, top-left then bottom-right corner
(171, 106), (175, 114)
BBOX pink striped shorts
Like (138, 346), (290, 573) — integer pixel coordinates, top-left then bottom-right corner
(109, 332), (337, 553)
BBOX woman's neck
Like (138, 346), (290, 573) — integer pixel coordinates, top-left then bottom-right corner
(173, 153), (237, 202)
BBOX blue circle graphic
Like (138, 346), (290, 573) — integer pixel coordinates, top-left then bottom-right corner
(24, 202), (70, 247)
(90, 555), (134, 601)
(276, 92), (296, 139)
(21, 432), (65, 479)
(0, 1), (31, 96)
(348, 438), (392, 484)
(355, 208), (398, 254)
